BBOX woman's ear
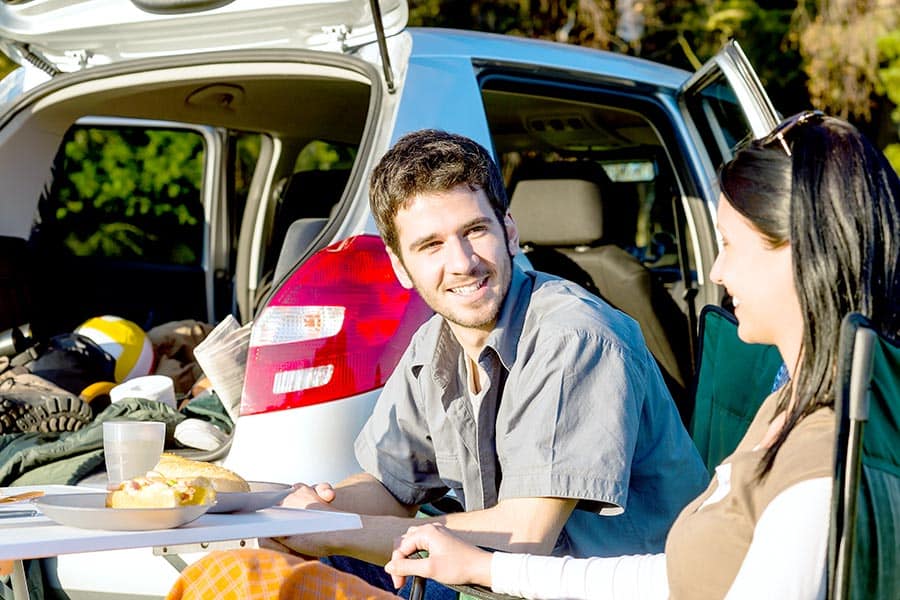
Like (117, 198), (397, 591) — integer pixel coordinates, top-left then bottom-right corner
(505, 212), (519, 256)
(387, 247), (414, 289)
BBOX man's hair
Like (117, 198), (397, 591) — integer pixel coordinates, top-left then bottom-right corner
(720, 115), (900, 477)
(369, 129), (508, 255)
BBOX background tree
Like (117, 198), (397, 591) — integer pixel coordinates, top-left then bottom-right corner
(1, 2), (896, 169)
(409, 0), (899, 170)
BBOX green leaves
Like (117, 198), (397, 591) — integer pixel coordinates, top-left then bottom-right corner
(50, 127), (204, 264)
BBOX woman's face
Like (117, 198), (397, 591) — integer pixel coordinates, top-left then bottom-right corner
(709, 195), (803, 355)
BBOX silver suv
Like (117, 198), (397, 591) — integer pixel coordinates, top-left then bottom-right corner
(0, 0), (781, 597)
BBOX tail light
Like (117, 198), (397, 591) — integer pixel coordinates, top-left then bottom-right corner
(240, 234), (433, 416)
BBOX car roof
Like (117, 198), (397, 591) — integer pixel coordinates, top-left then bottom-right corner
(407, 28), (690, 92)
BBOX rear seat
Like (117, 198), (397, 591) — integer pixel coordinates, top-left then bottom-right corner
(252, 169), (350, 311)
(0, 236), (33, 335)
(510, 165), (693, 420)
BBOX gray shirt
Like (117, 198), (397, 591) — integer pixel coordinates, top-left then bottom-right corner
(355, 266), (708, 557)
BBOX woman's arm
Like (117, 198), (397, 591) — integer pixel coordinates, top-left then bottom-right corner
(491, 552), (667, 600)
(724, 477), (831, 600)
(385, 523), (668, 600)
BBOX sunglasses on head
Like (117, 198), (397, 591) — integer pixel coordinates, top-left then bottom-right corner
(758, 110), (825, 157)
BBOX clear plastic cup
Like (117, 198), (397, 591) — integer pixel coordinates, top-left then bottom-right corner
(102, 420), (166, 487)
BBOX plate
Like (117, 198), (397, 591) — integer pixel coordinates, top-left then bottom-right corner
(208, 481), (294, 513)
(35, 493), (212, 530)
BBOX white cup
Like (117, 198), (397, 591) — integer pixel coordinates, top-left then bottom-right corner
(103, 420), (166, 487)
(109, 375), (177, 409)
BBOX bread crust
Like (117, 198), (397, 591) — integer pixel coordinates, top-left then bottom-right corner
(153, 453), (251, 493)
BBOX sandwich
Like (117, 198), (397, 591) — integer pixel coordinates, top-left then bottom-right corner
(152, 453), (251, 493)
(106, 475), (216, 508)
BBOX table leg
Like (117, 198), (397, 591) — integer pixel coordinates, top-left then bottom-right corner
(11, 560), (28, 600)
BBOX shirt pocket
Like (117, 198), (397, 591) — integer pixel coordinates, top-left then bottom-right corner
(435, 452), (464, 501)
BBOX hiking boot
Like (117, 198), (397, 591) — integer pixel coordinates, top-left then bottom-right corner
(0, 373), (93, 434)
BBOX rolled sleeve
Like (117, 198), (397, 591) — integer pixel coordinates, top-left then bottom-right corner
(497, 330), (643, 514)
(354, 349), (450, 507)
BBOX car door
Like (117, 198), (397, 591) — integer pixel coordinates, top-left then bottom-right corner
(672, 40), (782, 323)
(27, 118), (232, 336)
(678, 40), (781, 190)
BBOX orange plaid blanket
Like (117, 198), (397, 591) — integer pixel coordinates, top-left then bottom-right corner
(166, 549), (399, 600)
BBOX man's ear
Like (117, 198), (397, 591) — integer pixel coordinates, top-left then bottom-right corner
(504, 212), (520, 256)
(386, 247), (414, 289)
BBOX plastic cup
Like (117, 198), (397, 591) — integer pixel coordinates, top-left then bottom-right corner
(103, 420), (166, 487)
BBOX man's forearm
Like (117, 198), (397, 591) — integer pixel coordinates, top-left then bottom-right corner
(330, 473), (419, 517)
(441, 496), (576, 555)
(274, 496), (576, 566)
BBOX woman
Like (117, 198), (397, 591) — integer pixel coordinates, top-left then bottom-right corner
(382, 112), (900, 599)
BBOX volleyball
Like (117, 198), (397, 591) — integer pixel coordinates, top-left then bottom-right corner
(74, 315), (155, 383)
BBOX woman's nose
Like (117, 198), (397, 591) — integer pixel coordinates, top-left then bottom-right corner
(709, 252), (724, 285)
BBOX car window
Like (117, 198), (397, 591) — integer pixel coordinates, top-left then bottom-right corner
(255, 138), (358, 303)
(480, 74), (700, 412)
(28, 123), (219, 335)
(479, 76), (696, 300)
(38, 125), (205, 265)
(682, 79), (752, 170)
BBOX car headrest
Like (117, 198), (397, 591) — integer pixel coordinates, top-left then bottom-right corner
(511, 178), (604, 246)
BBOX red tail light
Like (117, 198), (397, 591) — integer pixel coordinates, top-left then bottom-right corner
(240, 234), (433, 416)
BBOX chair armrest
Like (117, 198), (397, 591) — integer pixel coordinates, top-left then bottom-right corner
(408, 550), (522, 600)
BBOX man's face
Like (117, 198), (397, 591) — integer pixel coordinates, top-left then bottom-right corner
(388, 184), (519, 338)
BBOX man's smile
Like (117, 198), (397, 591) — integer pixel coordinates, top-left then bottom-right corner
(448, 276), (489, 296)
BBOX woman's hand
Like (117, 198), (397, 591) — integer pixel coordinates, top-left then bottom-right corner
(384, 523), (493, 590)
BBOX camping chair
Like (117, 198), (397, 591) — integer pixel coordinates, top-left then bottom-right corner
(689, 304), (783, 473)
(829, 313), (899, 600)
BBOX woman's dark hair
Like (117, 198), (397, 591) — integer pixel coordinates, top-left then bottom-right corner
(719, 115), (900, 477)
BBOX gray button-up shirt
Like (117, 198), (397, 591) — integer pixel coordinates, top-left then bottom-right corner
(355, 266), (708, 556)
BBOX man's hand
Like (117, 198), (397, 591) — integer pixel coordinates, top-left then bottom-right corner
(280, 482), (337, 510)
(385, 523), (492, 589)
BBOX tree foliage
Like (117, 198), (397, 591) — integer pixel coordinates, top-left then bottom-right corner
(796, 0), (899, 121)
(409, 0), (899, 160)
(45, 127), (205, 264)
(878, 28), (900, 172)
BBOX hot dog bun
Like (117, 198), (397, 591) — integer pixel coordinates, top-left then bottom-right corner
(152, 453), (250, 493)
(106, 475), (216, 508)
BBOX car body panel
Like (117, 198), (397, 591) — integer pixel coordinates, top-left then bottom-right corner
(225, 389), (378, 484)
(0, 0), (407, 70)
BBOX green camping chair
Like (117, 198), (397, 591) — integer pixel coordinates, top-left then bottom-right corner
(689, 304), (783, 474)
(829, 313), (899, 600)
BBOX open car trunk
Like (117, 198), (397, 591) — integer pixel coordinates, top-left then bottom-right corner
(0, 50), (377, 338)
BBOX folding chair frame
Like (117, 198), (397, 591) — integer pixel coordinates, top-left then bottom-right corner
(829, 312), (900, 600)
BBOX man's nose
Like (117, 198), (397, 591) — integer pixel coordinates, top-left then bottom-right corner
(445, 236), (478, 272)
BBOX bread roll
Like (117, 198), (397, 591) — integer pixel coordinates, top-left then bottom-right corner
(106, 475), (216, 508)
(153, 453), (250, 493)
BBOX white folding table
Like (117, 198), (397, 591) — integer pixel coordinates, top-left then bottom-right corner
(0, 485), (362, 600)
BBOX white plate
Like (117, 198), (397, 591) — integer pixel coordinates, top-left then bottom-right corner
(208, 481), (294, 513)
(35, 493), (211, 530)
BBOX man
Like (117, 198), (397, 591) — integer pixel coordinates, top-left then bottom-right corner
(268, 129), (707, 594)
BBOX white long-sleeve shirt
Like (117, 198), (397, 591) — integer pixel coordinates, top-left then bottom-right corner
(490, 477), (830, 599)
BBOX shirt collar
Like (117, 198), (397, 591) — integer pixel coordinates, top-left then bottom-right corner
(411, 264), (533, 385)
(482, 264), (531, 371)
